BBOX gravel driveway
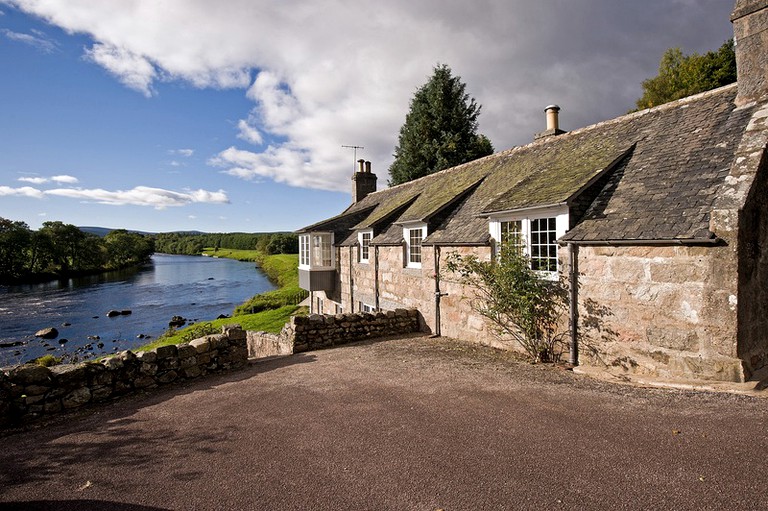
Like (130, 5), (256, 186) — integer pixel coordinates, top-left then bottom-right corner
(0, 335), (765, 510)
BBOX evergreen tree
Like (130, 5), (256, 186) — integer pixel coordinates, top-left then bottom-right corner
(634, 39), (736, 110)
(388, 64), (493, 186)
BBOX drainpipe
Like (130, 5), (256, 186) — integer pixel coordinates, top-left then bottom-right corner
(568, 243), (579, 366)
(348, 246), (355, 313)
(374, 245), (380, 311)
(433, 246), (448, 337)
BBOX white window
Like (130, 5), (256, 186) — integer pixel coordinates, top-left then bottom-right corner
(500, 220), (524, 254)
(358, 301), (374, 313)
(299, 234), (310, 268)
(404, 224), (426, 268)
(530, 217), (558, 272)
(359, 230), (372, 263)
(489, 206), (568, 274)
(335, 303), (343, 314)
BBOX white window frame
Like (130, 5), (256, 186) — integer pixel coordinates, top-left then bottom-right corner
(358, 301), (375, 313)
(403, 223), (427, 269)
(299, 234), (310, 269)
(299, 231), (335, 270)
(358, 229), (373, 263)
(488, 205), (568, 276)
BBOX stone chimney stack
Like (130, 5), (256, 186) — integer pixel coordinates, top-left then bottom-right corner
(732, 0), (768, 105)
(352, 159), (377, 203)
(535, 105), (566, 140)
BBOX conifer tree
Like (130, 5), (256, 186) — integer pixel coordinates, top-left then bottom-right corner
(388, 64), (493, 186)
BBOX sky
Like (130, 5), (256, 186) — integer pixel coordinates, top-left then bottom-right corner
(0, 0), (736, 233)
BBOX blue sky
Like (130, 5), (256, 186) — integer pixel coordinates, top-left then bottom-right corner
(0, 1), (734, 233)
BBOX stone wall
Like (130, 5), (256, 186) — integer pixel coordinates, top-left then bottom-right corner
(337, 237), (748, 381)
(246, 308), (422, 356)
(337, 244), (502, 348)
(572, 245), (744, 381)
(0, 325), (248, 428)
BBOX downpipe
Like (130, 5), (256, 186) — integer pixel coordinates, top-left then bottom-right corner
(568, 243), (579, 366)
(433, 246), (448, 337)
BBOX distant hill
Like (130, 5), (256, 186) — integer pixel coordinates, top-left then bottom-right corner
(78, 226), (205, 237)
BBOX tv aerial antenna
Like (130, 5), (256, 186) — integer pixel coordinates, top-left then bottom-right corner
(342, 144), (364, 174)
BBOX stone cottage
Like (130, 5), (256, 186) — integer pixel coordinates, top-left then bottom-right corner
(297, 0), (768, 382)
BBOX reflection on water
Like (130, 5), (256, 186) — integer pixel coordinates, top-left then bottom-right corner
(0, 254), (275, 366)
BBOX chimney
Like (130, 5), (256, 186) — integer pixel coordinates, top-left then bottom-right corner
(534, 105), (567, 140)
(732, 0), (768, 105)
(352, 159), (377, 203)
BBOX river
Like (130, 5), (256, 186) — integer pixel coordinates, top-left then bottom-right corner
(0, 254), (276, 366)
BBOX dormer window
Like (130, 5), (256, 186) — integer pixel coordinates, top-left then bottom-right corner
(489, 206), (568, 275)
(359, 230), (372, 263)
(298, 232), (334, 269)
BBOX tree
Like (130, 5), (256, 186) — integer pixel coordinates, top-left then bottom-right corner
(445, 241), (569, 362)
(634, 39), (736, 110)
(388, 64), (494, 186)
(0, 218), (32, 280)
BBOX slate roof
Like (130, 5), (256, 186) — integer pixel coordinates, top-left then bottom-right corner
(299, 83), (757, 246)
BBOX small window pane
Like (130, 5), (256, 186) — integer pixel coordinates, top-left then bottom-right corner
(409, 228), (423, 264)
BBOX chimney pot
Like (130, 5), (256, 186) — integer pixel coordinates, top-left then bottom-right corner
(357, 159), (365, 173)
(352, 160), (377, 203)
(545, 105), (561, 131)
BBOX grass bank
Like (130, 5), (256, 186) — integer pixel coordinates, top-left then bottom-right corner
(202, 249), (308, 315)
(137, 305), (301, 351)
(137, 249), (307, 351)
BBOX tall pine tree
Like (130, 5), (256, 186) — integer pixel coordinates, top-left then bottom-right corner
(388, 64), (493, 186)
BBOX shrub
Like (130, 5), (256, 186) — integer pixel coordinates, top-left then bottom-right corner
(445, 241), (569, 362)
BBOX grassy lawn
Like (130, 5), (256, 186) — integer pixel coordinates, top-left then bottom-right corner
(137, 305), (303, 351)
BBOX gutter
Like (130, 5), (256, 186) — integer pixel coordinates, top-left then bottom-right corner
(559, 237), (723, 247)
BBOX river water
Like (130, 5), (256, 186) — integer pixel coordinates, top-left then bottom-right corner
(0, 254), (275, 366)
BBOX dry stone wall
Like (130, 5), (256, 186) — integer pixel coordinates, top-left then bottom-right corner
(0, 325), (248, 428)
(246, 308), (422, 357)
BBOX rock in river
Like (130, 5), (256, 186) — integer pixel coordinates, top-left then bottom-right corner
(35, 327), (58, 339)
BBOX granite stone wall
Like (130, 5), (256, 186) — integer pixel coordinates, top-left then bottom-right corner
(571, 245), (744, 382)
(247, 308), (422, 357)
(0, 325), (248, 428)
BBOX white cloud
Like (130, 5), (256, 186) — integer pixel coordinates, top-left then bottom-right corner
(188, 215), (197, 219)
(18, 174), (79, 184)
(169, 148), (194, 157)
(0, 186), (45, 198)
(6, 0), (735, 192)
(51, 175), (78, 184)
(236, 119), (263, 145)
(18, 176), (48, 184)
(1, 28), (56, 53)
(84, 43), (157, 97)
(44, 186), (229, 209)
(170, 160), (181, 167)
